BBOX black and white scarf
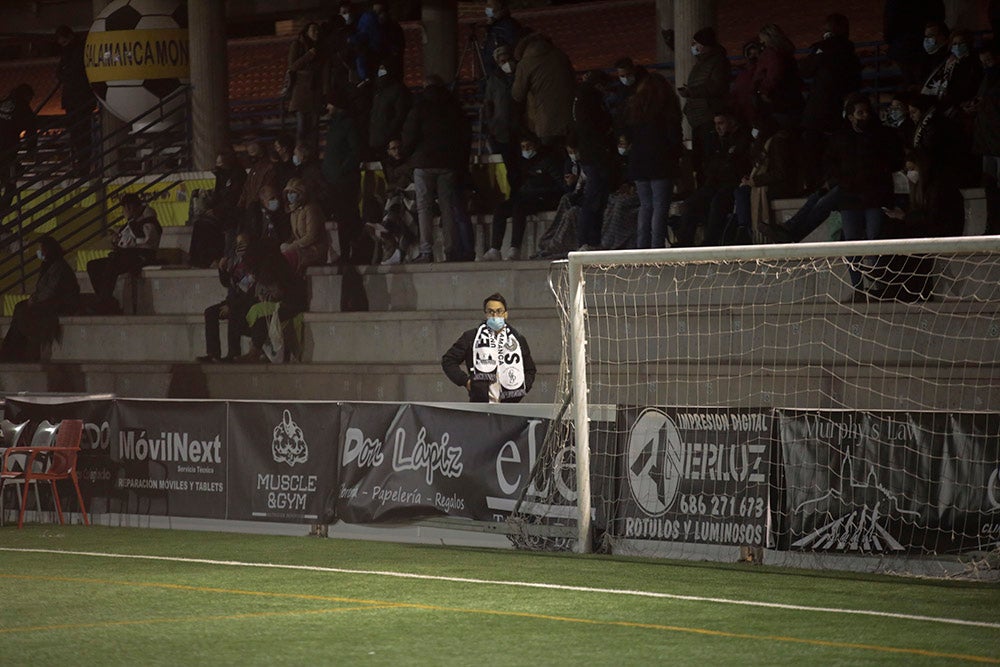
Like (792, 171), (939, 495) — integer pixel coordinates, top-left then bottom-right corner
(472, 323), (527, 400)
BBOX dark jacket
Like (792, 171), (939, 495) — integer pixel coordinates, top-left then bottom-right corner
(800, 35), (861, 132)
(748, 128), (798, 199)
(825, 122), (903, 209)
(752, 47), (803, 116)
(884, 0), (944, 62)
(703, 128), (753, 188)
(57, 35), (95, 112)
(625, 111), (683, 181)
(0, 92), (36, 152)
(322, 111), (361, 185)
(481, 14), (524, 77)
(401, 84), (470, 171)
(512, 33), (576, 140)
(683, 47), (730, 130)
(513, 147), (564, 197)
(570, 81), (613, 166)
(441, 323), (537, 403)
(973, 66), (1000, 157)
(484, 69), (516, 145)
(895, 177), (965, 238)
(922, 54), (984, 113)
(369, 76), (411, 151)
(34, 256), (80, 315)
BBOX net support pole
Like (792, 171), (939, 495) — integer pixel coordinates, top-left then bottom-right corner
(569, 256), (593, 554)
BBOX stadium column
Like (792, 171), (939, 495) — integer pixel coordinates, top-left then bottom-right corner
(188, 0), (230, 171)
(422, 0), (458, 84)
(673, 0), (717, 139)
(656, 0), (674, 64)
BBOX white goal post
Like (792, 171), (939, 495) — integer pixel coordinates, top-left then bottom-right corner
(563, 236), (1000, 576)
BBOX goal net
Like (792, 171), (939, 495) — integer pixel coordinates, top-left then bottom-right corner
(515, 238), (1000, 579)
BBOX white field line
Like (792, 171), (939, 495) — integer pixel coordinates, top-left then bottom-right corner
(2, 547), (998, 631)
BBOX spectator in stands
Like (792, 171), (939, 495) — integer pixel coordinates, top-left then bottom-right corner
(676, 110), (752, 246)
(921, 28), (984, 116)
(883, 0), (945, 86)
(241, 245), (309, 363)
(441, 292), (536, 403)
(484, 45), (518, 175)
(0, 235), (79, 362)
(825, 94), (903, 295)
(970, 42), (1000, 234)
(600, 135), (641, 250)
(322, 90), (362, 264)
(606, 57), (648, 132)
(0, 83), (36, 215)
(189, 149), (245, 268)
(271, 133), (296, 191)
(920, 21), (951, 83)
(679, 27), (729, 186)
(884, 149), (964, 238)
(909, 94), (974, 186)
(401, 75), (471, 263)
(373, 2), (405, 78)
(534, 143), (586, 259)
(280, 177), (328, 272)
(730, 40), (762, 128)
(481, 0), (524, 78)
(237, 140), (275, 232)
(624, 73), (683, 249)
(482, 134), (563, 261)
(197, 233), (257, 363)
(799, 13), (862, 191)
(735, 115), (799, 242)
(373, 138), (417, 264)
(249, 183), (291, 244)
(292, 142), (327, 206)
(287, 22), (326, 149)
(753, 23), (804, 130)
(87, 193), (162, 308)
(55, 25), (96, 176)
(569, 74), (614, 251)
(512, 32), (576, 147)
(778, 184), (843, 243)
(368, 61), (411, 160)
(343, 0), (384, 84)
(884, 92), (915, 144)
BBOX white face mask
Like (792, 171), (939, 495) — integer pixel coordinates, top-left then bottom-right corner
(617, 146), (628, 156)
(286, 191), (300, 205)
(567, 152), (578, 163)
(36, 249), (44, 261)
(485, 7), (494, 18)
(292, 154), (302, 166)
(619, 75), (635, 86)
(500, 61), (513, 74)
(906, 169), (920, 184)
(691, 44), (702, 57)
(341, 12), (352, 25)
(822, 31), (833, 40)
(751, 128), (760, 139)
(924, 37), (941, 54)
(266, 198), (280, 212)
(377, 66), (388, 77)
(521, 149), (536, 160)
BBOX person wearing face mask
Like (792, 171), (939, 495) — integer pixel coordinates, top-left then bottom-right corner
(0, 235), (79, 362)
(237, 140), (276, 227)
(342, 0), (384, 83)
(734, 115), (798, 243)
(882, 0), (945, 87)
(292, 142), (328, 207)
(372, 2), (405, 79)
(921, 28), (983, 117)
(197, 233), (258, 363)
(678, 27), (729, 187)
(824, 94), (904, 298)
(606, 57), (647, 134)
(368, 60), (411, 160)
(919, 20), (951, 82)
(190, 149), (246, 268)
(441, 293), (536, 403)
(480, 0), (524, 79)
(533, 141), (587, 259)
(250, 183), (291, 243)
(883, 92), (915, 144)
(482, 135), (563, 261)
(280, 177), (329, 272)
(799, 13), (861, 191)
(484, 45), (519, 179)
(286, 22), (325, 150)
(970, 42), (1000, 234)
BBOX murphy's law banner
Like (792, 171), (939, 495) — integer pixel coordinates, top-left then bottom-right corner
(115, 399), (228, 518)
(336, 403), (554, 523)
(778, 410), (1000, 554)
(615, 407), (772, 547)
(227, 402), (339, 523)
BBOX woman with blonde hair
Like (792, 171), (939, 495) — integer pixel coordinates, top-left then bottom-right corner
(280, 177), (328, 271)
(752, 23), (803, 129)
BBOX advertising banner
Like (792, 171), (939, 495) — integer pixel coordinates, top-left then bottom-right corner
(336, 403), (556, 523)
(227, 402), (339, 523)
(114, 399), (228, 518)
(779, 410), (1000, 553)
(615, 407), (772, 547)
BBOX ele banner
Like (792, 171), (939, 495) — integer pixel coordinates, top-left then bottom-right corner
(226, 402), (340, 523)
(115, 399), (228, 519)
(779, 410), (1000, 554)
(336, 403), (556, 523)
(616, 407), (772, 547)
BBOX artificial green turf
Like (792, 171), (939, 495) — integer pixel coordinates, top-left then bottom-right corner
(1, 525), (997, 665)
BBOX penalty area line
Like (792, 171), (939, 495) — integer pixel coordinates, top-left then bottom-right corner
(2, 547), (998, 631)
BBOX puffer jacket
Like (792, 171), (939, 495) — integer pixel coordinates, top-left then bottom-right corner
(512, 33), (576, 140)
(284, 180), (328, 266)
(683, 47), (730, 130)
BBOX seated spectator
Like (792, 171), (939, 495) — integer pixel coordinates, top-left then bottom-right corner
(735, 116), (799, 242)
(676, 111), (752, 246)
(280, 177), (328, 271)
(241, 247), (309, 363)
(197, 233), (257, 363)
(752, 23), (804, 130)
(482, 135), (563, 261)
(236, 140), (275, 229)
(679, 27), (729, 185)
(534, 142), (586, 259)
(292, 142), (327, 207)
(969, 41), (1000, 234)
(371, 138), (416, 265)
(883, 0), (945, 87)
(321, 91), (362, 263)
(730, 40), (762, 128)
(247, 183), (291, 243)
(189, 149), (245, 268)
(86, 193), (162, 308)
(921, 28), (983, 115)
(778, 184), (843, 243)
(0, 234), (79, 362)
(601, 136), (641, 250)
(883, 91), (915, 144)
(271, 133), (296, 191)
(909, 93), (976, 186)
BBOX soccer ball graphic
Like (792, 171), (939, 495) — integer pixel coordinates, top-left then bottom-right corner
(85, 0), (189, 128)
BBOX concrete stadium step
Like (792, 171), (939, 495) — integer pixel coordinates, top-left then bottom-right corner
(104, 260), (560, 315)
(34, 309), (562, 365)
(0, 361), (562, 403)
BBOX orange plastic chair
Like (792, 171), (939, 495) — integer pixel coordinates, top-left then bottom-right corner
(2, 419), (90, 529)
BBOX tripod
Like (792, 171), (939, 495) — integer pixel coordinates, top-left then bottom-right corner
(455, 26), (490, 156)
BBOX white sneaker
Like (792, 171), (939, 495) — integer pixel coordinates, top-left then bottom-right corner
(502, 246), (520, 261)
(380, 248), (402, 265)
(480, 247), (501, 261)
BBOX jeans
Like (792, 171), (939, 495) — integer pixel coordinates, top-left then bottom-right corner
(413, 168), (459, 258)
(677, 185), (735, 246)
(576, 163), (609, 247)
(840, 207), (884, 288)
(635, 179), (673, 248)
(784, 186), (841, 242)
